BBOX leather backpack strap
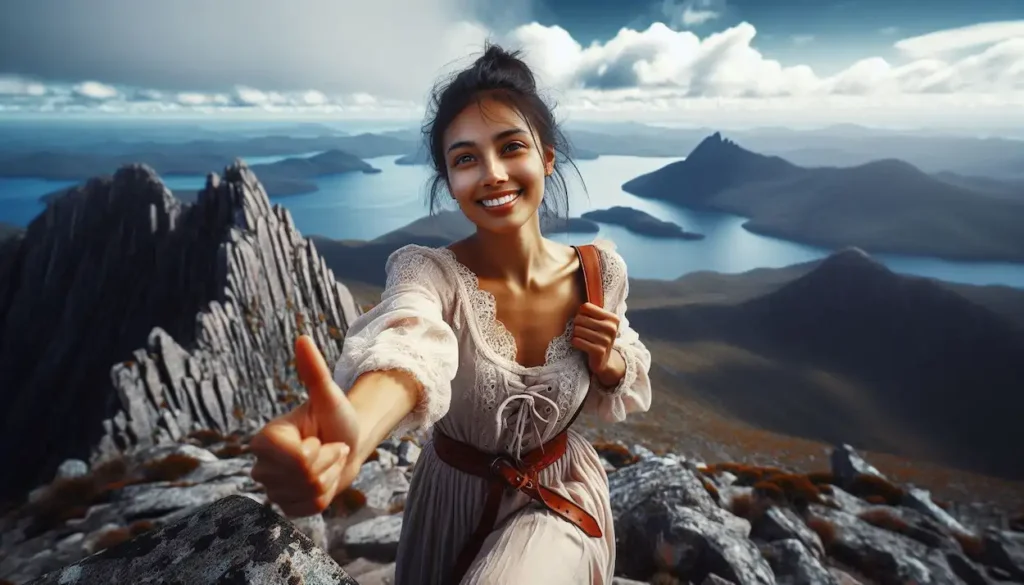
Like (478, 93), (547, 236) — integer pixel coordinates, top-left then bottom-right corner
(574, 244), (604, 309)
(563, 243), (605, 430)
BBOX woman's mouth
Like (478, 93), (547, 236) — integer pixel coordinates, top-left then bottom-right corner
(478, 190), (522, 212)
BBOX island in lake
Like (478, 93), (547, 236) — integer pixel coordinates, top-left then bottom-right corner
(622, 132), (1024, 262)
(581, 206), (704, 240)
(39, 149), (378, 202)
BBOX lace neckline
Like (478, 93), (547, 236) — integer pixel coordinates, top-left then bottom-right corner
(436, 247), (577, 374)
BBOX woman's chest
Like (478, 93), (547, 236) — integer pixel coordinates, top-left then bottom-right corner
(475, 275), (584, 369)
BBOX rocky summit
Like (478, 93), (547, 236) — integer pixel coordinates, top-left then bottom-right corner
(1, 164), (1022, 585)
(0, 162), (362, 501)
(1, 430), (1022, 585)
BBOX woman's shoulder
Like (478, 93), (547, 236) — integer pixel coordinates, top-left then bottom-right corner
(580, 237), (629, 306)
(574, 236), (626, 279)
(384, 243), (459, 292)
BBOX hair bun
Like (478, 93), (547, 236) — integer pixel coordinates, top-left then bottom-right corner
(474, 42), (537, 93)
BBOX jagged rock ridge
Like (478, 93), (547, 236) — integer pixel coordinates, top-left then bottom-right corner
(0, 162), (362, 502)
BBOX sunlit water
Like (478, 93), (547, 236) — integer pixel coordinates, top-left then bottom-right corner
(2, 153), (1023, 288)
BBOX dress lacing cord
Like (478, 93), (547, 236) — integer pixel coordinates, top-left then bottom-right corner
(495, 375), (562, 460)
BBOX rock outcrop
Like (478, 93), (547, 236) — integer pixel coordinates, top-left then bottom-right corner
(22, 495), (358, 585)
(4, 433), (1022, 585)
(0, 162), (362, 502)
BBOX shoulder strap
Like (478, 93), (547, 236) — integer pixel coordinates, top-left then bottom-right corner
(573, 244), (603, 309)
(563, 243), (605, 431)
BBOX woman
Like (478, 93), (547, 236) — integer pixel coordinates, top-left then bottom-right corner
(250, 43), (653, 584)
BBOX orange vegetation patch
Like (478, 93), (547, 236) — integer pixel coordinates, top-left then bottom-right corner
(328, 487), (368, 517)
(754, 473), (828, 508)
(728, 492), (763, 521)
(186, 429), (225, 446)
(806, 517), (839, 550)
(129, 519), (156, 535)
(141, 453), (202, 483)
(952, 532), (986, 562)
(704, 462), (786, 486)
(845, 474), (906, 506)
(593, 441), (640, 467)
(857, 508), (910, 534)
(213, 443), (249, 459)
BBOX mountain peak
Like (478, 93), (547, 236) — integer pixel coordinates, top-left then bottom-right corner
(688, 132), (744, 160)
(798, 247), (894, 287)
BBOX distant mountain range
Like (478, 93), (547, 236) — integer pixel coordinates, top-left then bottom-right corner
(624, 248), (1024, 480)
(4, 122), (1023, 185)
(564, 123), (1024, 179)
(35, 149), (379, 203)
(622, 133), (1024, 263)
(0, 133), (415, 181)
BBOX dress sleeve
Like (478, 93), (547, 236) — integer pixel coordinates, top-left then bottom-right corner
(332, 245), (460, 438)
(584, 240), (653, 423)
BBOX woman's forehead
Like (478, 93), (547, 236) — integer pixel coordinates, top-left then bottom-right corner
(445, 99), (529, 142)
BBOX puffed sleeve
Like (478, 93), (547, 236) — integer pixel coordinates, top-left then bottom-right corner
(332, 245), (460, 437)
(584, 240), (653, 423)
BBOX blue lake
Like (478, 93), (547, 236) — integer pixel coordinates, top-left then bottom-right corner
(2, 153), (1024, 289)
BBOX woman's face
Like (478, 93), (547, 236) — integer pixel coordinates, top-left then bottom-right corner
(442, 96), (554, 235)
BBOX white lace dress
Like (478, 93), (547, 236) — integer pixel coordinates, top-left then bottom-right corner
(332, 238), (653, 585)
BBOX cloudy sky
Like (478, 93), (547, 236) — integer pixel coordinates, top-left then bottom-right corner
(0, 0), (1021, 129)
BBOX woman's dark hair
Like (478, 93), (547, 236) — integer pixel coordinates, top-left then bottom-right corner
(421, 42), (585, 222)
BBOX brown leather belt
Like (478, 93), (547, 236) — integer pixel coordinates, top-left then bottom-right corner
(433, 429), (603, 583)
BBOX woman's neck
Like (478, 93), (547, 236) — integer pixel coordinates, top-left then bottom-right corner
(467, 221), (558, 289)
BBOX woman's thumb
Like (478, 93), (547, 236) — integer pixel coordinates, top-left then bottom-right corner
(294, 335), (348, 427)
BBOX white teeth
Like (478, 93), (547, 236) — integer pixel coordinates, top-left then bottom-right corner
(481, 192), (519, 207)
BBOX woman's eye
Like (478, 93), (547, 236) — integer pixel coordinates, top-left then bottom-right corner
(504, 142), (525, 153)
(453, 154), (473, 166)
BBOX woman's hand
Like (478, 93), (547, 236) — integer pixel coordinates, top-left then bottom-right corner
(250, 335), (363, 517)
(571, 302), (625, 386)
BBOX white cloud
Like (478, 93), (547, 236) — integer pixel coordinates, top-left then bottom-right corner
(1, 18), (1022, 129)
(0, 77), (46, 96)
(506, 19), (1024, 100)
(72, 81), (118, 100)
(894, 20), (1024, 57)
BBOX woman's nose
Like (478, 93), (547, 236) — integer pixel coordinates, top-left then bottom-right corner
(480, 156), (508, 186)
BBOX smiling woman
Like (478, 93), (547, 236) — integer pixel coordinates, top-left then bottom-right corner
(421, 46), (584, 230)
(248, 43), (654, 585)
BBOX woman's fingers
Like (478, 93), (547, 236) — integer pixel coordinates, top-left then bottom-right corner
(251, 416), (309, 471)
(254, 439), (350, 517)
(572, 324), (608, 345)
(272, 451), (346, 517)
(308, 441), (344, 478)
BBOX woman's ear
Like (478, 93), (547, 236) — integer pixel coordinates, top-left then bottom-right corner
(543, 145), (555, 176)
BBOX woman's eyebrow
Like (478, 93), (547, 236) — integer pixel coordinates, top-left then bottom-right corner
(446, 127), (527, 153)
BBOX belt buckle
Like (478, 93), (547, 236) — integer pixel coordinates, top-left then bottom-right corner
(490, 455), (532, 490)
(490, 454), (514, 475)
